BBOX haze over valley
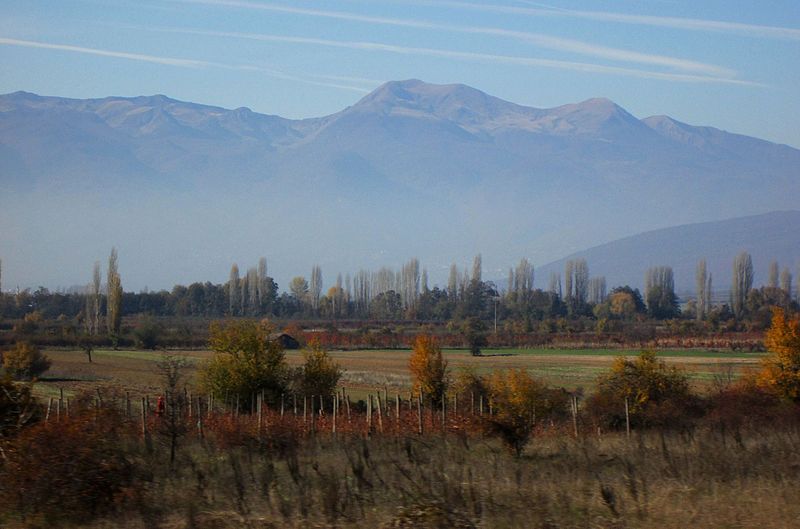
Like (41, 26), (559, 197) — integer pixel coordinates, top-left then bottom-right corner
(2, 80), (799, 291)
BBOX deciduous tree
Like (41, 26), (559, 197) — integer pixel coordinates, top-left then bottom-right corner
(758, 308), (800, 401)
(408, 335), (448, 405)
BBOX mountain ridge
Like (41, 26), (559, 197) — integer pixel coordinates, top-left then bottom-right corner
(1, 79), (799, 290)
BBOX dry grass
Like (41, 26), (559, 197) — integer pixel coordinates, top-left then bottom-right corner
(4, 418), (798, 529)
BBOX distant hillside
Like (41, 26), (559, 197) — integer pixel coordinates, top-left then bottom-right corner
(2, 80), (800, 290)
(535, 211), (800, 297)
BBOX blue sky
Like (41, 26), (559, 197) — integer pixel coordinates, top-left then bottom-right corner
(1, 0), (799, 148)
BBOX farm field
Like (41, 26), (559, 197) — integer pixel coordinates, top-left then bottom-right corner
(34, 346), (764, 402)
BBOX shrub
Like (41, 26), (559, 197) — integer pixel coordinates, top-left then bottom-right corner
(2, 341), (51, 380)
(0, 412), (135, 524)
(0, 374), (38, 440)
(295, 340), (342, 398)
(133, 315), (163, 350)
(587, 351), (698, 430)
(199, 320), (289, 409)
(484, 369), (568, 456)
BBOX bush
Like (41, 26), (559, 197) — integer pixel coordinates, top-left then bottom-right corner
(0, 412), (135, 524)
(295, 340), (342, 398)
(133, 315), (163, 350)
(484, 369), (568, 456)
(0, 375), (38, 440)
(199, 320), (289, 409)
(587, 351), (698, 430)
(2, 341), (51, 380)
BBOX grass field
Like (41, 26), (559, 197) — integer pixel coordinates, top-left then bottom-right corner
(34, 346), (764, 402)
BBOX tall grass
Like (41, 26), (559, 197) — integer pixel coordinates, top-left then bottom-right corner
(3, 409), (799, 528)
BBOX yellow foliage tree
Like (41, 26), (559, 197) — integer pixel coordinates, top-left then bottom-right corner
(408, 335), (448, 404)
(485, 369), (567, 456)
(758, 308), (800, 401)
(589, 351), (694, 429)
(2, 341), (51, 381)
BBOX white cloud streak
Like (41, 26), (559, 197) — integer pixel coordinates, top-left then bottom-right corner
(416, 0), (800, 41)
(0, 36), (371, 93)
(173, 0), (735, 77)
(154, 27), (761, 86)
(0, 36), (208, 67)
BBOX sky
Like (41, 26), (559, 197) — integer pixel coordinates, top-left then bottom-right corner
(1, 0), (799, 148)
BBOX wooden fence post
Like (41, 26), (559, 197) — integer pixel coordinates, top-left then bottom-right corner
(366, 394), (372, 432)
(125, 391), (131, 418)
(395, 393), (401, 428)
(571, 395), (579, 438)
(624, 397), (631, 439)
(479, 395), (484, 416)
(332, 393), (337, 438)
(376, 392), (384, 434)
(257, 393), (263, 435)
(417, 395), (423, 435)
(45, 397), (53, 423)
(197, 396), (204, 439)
(141, 397), (147, 439)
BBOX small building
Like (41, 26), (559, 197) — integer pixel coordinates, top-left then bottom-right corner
(271, 332), (300, 350)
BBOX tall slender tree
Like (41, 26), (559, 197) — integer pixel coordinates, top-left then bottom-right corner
(696, 259), (707, 321)
(310, 265), (322, 313)
(106, 248), (122, 339)
(780, 267), (793, 298)
(768, 261), (780, 289)
(731, 252), (754, 319)
(228, 264), (240, 316)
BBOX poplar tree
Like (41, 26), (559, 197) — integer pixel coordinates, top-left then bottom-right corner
(228, 264), (240, 316)
(106, 248), (122, 339)
(696, 259), (707, 321)
(780, 268), (792, 298)
(310, 265), (322, 313)
(731, 252), (753, 319)
(768, 261), (779, 289)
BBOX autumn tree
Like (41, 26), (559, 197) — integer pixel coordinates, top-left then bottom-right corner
(408, 335), (448, 405)
(485, 369), (567, 457)
(588, 351), (696, 429)
(2, 342), (51, 381)
(757, 308), (800, 401)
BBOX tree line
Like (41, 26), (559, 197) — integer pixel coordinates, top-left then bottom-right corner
(1, 250), (797, 331)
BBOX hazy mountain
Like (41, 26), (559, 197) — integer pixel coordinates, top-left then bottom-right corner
(536, 211), (800, 297)
(1, 80), (799, 290)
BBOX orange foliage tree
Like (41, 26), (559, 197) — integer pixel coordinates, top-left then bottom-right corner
(408, 335), (448, 405)
(758, 308), (800, 401)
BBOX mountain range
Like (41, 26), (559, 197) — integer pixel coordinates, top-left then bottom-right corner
(1, 80), (799, 291)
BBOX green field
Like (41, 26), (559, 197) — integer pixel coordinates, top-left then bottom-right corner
(33, 346), (764, 402)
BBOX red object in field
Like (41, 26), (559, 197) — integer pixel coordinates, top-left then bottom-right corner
(156, 395), (165, 415)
